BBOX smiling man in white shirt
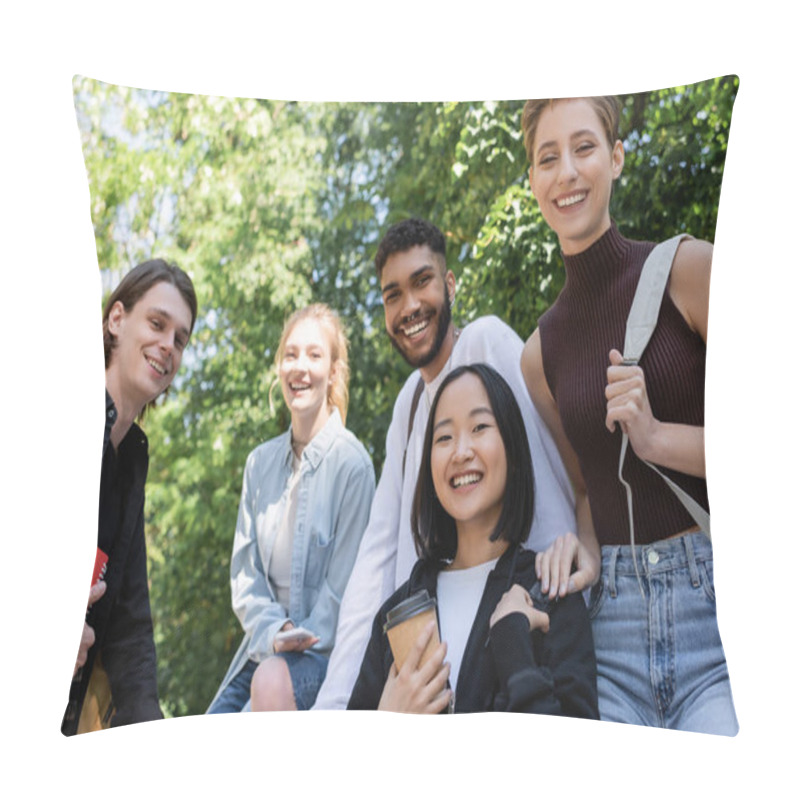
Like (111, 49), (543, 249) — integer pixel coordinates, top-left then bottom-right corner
(312, 217), (576, 710)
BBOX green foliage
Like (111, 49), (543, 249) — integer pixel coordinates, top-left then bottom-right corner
(615, 76), (738, 243)
(74, 75), (737, 716)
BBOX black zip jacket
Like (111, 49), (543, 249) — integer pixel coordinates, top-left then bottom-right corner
(348, 545), (598, 717)
(61, 392), (163, 734)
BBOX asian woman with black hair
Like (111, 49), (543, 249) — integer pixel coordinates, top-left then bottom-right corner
(347, 363), (597, 717)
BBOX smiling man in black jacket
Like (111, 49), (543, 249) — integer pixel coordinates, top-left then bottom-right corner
(62, 259), (197, 735)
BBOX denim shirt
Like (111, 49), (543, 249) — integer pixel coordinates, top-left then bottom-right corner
(211, 408), (375, 702)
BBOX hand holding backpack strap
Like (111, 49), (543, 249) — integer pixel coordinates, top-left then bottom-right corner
(618, 234), (710, 589)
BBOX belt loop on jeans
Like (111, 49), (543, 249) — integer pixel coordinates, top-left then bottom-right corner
(683, 533), (700, 588)
(608, 547), (619, 598)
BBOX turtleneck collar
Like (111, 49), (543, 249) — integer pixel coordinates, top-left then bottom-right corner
(561, 222), (630, 292)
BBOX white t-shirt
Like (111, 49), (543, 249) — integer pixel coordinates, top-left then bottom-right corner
(436, 558), (499, 693)
(267, 453), (302, 610)
(312, 316), (576, 710)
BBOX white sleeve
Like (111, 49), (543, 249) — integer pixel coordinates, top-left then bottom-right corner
(311, 378), (415, 709)
(459, 318), (576, 551)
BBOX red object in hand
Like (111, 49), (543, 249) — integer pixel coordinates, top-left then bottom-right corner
(92, 548), (109, 586)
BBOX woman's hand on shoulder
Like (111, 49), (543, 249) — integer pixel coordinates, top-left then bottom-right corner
(536, 531), (600, 599)
(378, 621), (451, 714)
(490, 584), (550, 632)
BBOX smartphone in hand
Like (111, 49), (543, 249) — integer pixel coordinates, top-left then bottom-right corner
(274, 627), (317, 645)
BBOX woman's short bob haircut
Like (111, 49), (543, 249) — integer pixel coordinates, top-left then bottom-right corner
(102, 258), (198, 368)
(411, 363), (535, 563)
(522, 96), (622, 166)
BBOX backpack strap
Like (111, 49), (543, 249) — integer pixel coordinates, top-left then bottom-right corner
(618, 234), (711, 558)
(402, 377), (425, 478)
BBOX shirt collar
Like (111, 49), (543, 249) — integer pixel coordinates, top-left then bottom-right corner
(282, 407), (344, 471)
(105, 389), (147, 457)
(105, 389), (118, 423)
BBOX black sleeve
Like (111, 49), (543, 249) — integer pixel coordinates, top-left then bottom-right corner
(347, 608), (393, 711)
(101, 504), (163, 726)
(489, 594), (598, 719)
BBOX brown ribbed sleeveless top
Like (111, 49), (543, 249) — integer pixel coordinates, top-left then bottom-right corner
(538, 223), (709, 546)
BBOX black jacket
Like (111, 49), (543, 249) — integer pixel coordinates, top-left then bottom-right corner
(348, 546), (598, 718)
(61, 392), (163, 735)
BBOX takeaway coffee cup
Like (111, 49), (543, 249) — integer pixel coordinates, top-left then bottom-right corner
(383, 589), (440, 672)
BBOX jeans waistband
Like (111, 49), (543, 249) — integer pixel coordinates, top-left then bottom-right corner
(601, 532), (712, 596)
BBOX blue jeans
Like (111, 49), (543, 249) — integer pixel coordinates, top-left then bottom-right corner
(588, 533), (738, 735)
(207, 651), (328, 714)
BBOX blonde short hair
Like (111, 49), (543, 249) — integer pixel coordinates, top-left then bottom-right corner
(522, 96), (621, 166)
